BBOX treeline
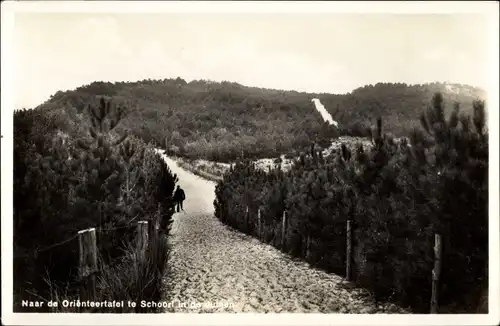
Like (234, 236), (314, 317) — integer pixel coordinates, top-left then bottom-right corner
(319, 82), (486, 137)
(14, 98), (178, 312)
(34, 79), (486, 162)
(213, 93), (488, 313)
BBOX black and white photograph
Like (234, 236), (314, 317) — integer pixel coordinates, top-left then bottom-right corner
(1, 1), (499, 325)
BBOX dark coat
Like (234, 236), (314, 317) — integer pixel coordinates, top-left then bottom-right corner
(173, 188), (186, 201)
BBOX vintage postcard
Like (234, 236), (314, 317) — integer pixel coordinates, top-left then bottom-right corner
(1, 1), (499, 325)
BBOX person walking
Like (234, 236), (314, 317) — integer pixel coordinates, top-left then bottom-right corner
(173, 185), (186, 212)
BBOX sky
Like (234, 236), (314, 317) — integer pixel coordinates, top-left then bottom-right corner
(10, 6), (496, 109)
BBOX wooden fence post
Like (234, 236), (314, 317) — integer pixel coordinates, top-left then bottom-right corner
(281, 210), (287, 249)
(245, 206), (249, 232)
(257, 208), (262, 240)
(155, 204), (161, 232)
(78, 228), (98, 303)
(306, 235), (311, 259)
(346, 220), (352, 281)
(137, 221), (149, 261)
(431, 233), (442, 314)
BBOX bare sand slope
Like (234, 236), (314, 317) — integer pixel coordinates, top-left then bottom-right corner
(159, 153), (407, 314)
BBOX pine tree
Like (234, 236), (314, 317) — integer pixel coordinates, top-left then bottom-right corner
(73, 97), (129, 228)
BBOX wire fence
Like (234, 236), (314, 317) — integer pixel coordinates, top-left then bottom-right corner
(230, 205), (445, 314)
(14, 216), (168, 313)
(14, 214), (142, 261)
(12, 199), (176, 261)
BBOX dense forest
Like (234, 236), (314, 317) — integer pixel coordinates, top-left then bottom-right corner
(33, 78), (486, 162)
(214, 93), (488, 313)
(14, 98), (178, 312)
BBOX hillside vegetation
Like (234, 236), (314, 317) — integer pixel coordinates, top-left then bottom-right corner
(14, 98), (178, 312)
(17, 77), (488, 313)
(34, 79), (486, 162)
(214, 93), (488, 313)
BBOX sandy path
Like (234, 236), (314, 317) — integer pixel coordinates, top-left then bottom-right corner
(158, 152), (407, 314)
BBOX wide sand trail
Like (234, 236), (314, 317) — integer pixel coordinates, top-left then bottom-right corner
(159, 152), (406, 313)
